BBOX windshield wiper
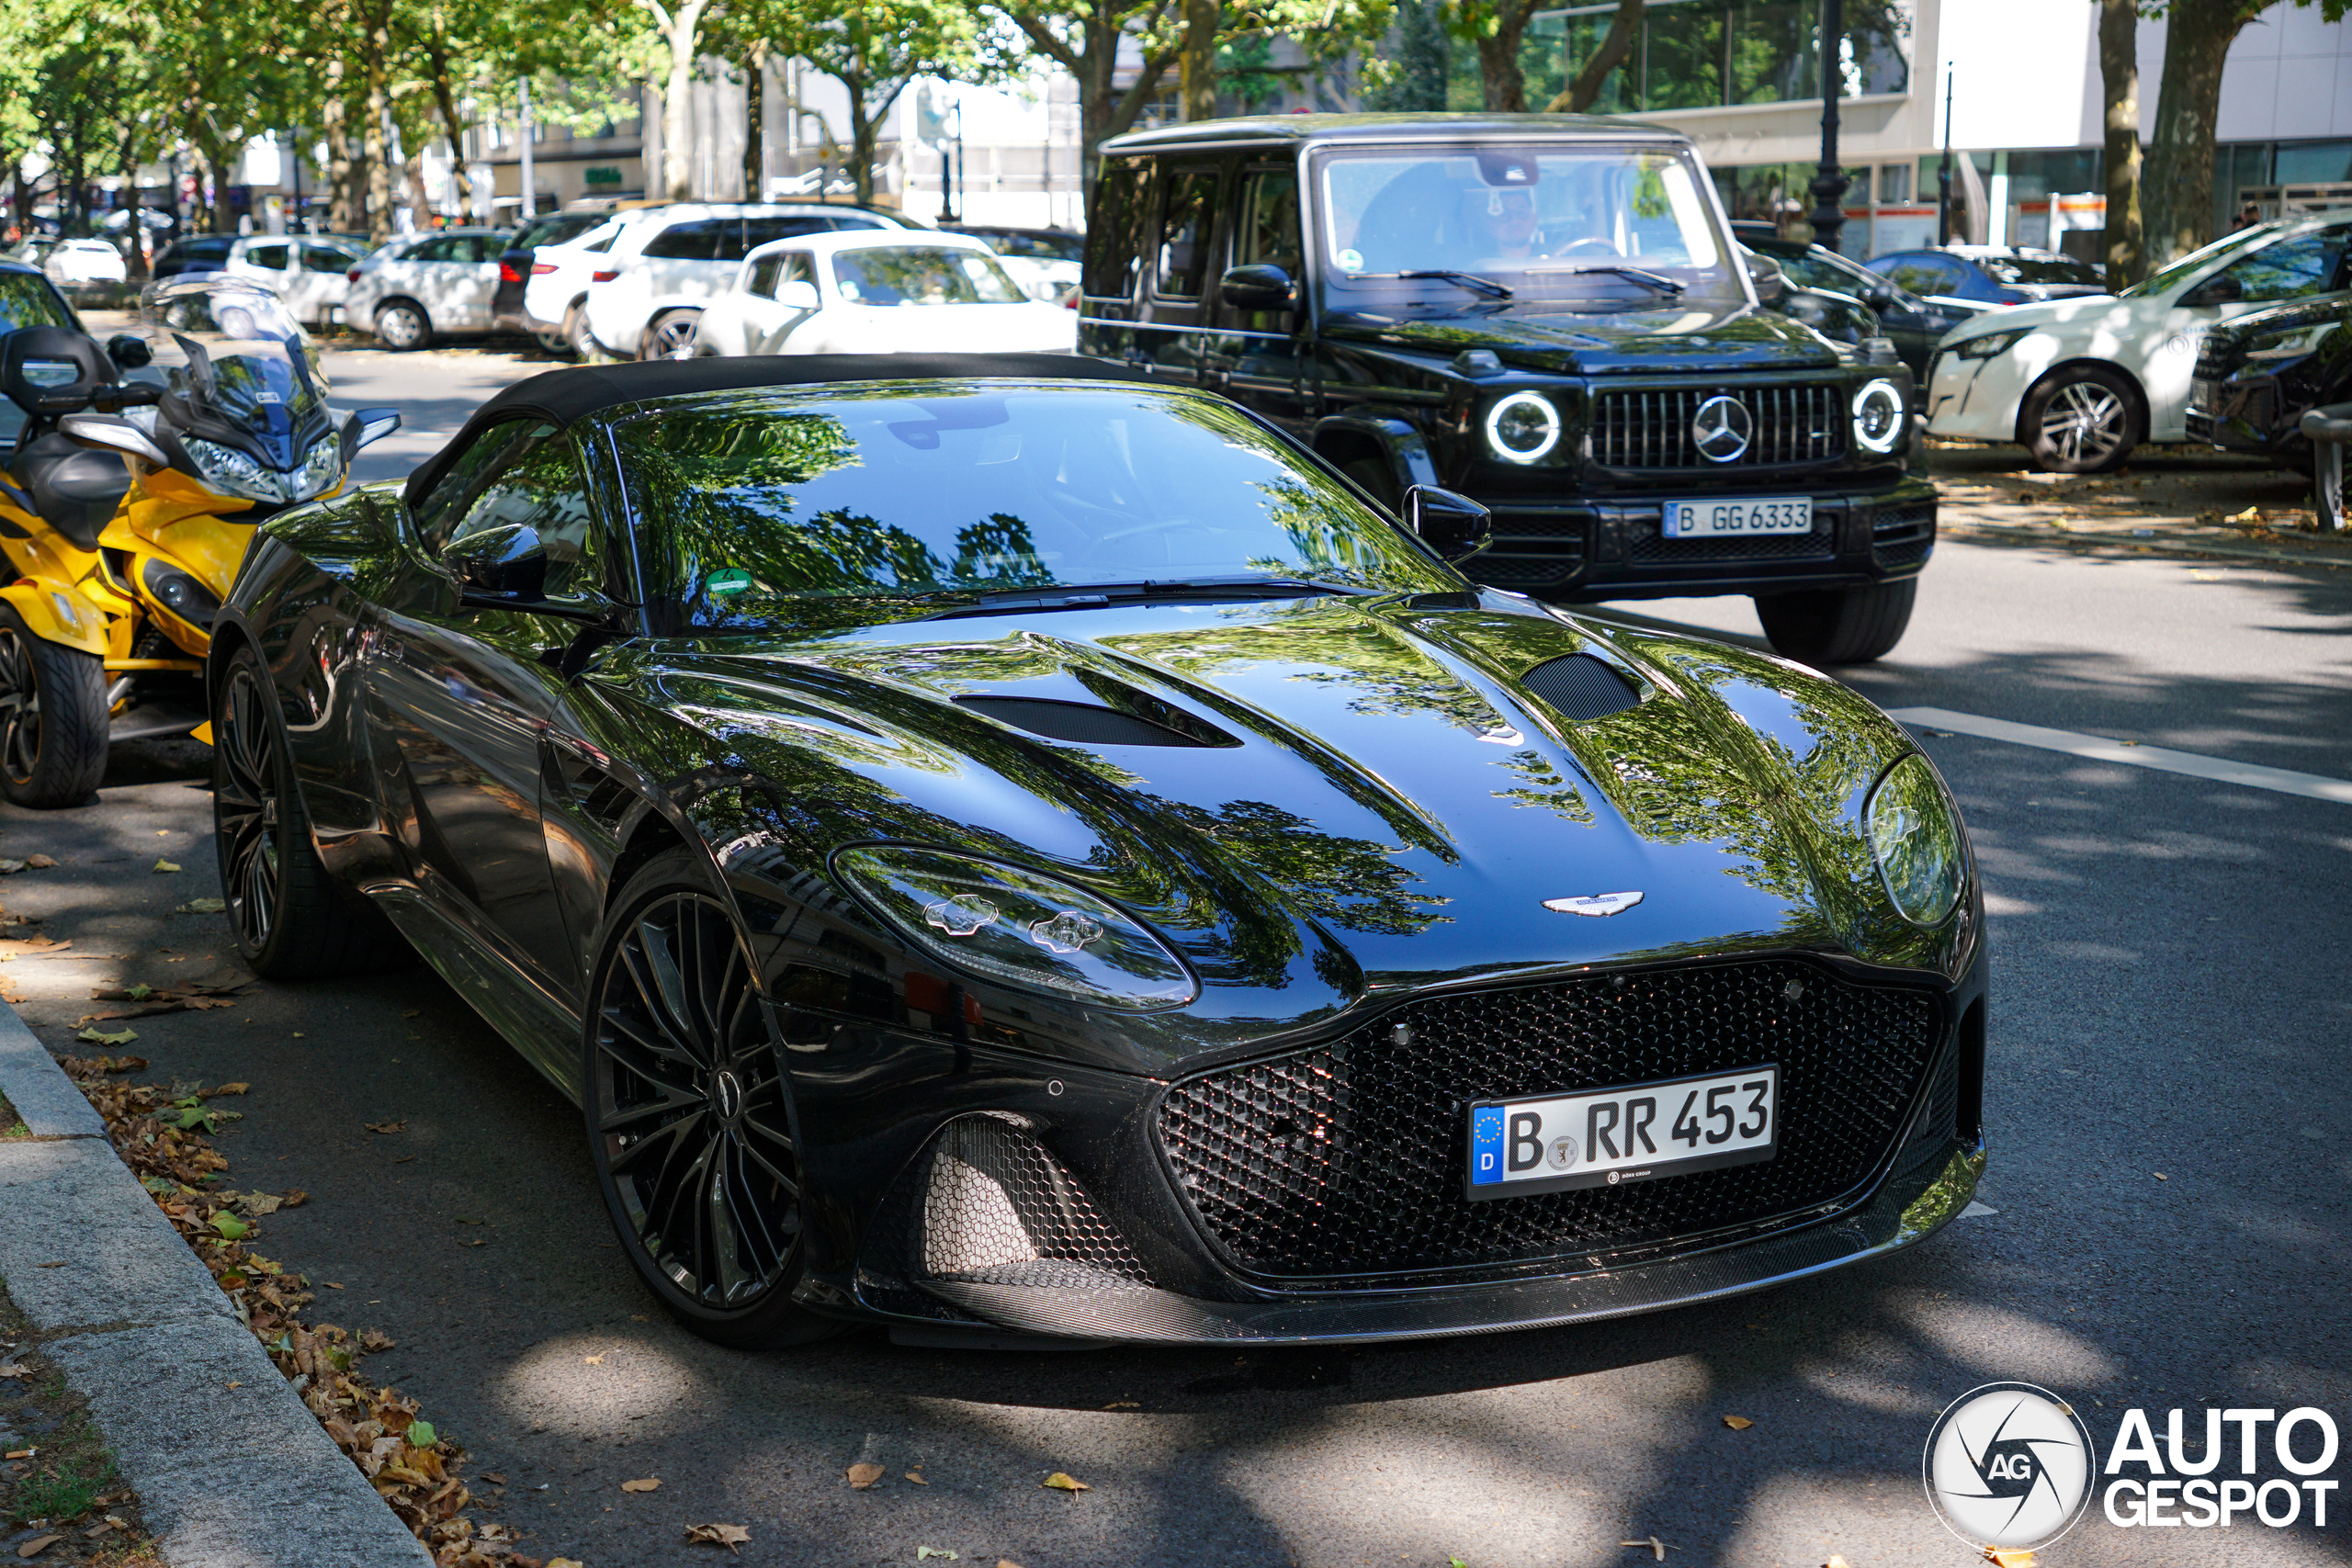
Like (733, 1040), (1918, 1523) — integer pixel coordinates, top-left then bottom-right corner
(1537, 264), (1687, 297)
(1390, 270), (1514, 299)
(922, 576), (1374, 621)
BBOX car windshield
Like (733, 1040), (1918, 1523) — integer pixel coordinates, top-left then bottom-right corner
(831, 246), (1026, 306)
(1317, 143), (1737, 306)
(2119, 229), (2269, 299)
(616, 381), (1453, 628)
(1976, 254), (2102, 287)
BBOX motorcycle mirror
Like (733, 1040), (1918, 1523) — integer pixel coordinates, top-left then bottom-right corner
(1403, 484), (1493, 564)
(106, 333), (152, 370)
(58, 412), (169, 468)
(345, 408), (401, 457)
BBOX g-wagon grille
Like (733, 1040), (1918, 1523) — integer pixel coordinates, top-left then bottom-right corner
(1158, 960), (1938, 1284)
(1593, 386), (1844, 468)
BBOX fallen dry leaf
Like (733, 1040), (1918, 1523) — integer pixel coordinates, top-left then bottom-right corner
(153, 859), (181, 874)
(75, 1025), (137, 1046)
(58, 1055), (144, 1077)
(685, 1522), (752, 1551)
(582, 1353), (605, 1365)
(846, 1461), (885, 1489)
(1620, 1538), (1674, 1562)
(905, 1471), (929, 1484)
(0, 861), (26, 875)
(1984, 1551), (2035, 1568)
(0, 1363), (31, 1379)
(1826, 1557), (1852, 1568)
(1722, 1415), (1754, 1430)
(2153, 1172), (2168, 1180)
(620, 1476), (661, 1493)
(15, 1533), (59, 1559)
(480, 1472), (506, 1485)
(1102, 1401), (1139, 1410)
(360, 1329), (396, 1352)
(365, 1120), (407, 1134)
(23, 855), (52, 870)
(915, 1551), (956, 1562)
(1041, 1472), (1090, 1493)
(175, 898), (226, 914)
(548, 1561), (585, 1568)
(995, 1562), (1026, 1568)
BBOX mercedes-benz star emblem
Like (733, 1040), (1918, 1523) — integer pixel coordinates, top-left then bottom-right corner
(1690, 394), (1754, 462)
(1543, 891), (1645, 917)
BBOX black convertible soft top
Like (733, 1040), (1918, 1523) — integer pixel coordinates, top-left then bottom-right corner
(404, 352), (1154, 507)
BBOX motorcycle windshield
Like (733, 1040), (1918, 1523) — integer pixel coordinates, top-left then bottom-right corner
(140, 281), (331, 470)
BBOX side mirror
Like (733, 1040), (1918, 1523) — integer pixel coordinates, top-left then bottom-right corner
(1219, 263), (1295, 312)
(452, 522), (549, 601)
(58, 412), (170, 468)
(1743, 252), (1785, 304)
(1862, 284), (1897, 311)
(1404, 484), (1493, 564)
(775, 280), (819, 310)
(106, 334), (152, 370)
(344, 408), (401, 458)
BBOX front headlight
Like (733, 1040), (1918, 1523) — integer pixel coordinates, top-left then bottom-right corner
(1484, 391), (1561, 463)
(1951, 328), (2028, 360)
(1865, 754), (1964, 926)
(296, 434), (342, 500)
(1851, 378), (1906, 453)
(833, 846), (1199, 1011)
(2242, 324), (2329, 361)
(182, 437), (288, 503)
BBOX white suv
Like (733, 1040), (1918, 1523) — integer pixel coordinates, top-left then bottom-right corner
(562, 204), (910, 359)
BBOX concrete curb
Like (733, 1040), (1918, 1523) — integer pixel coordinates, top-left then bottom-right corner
(1943, 519), (2352, 570)
(0, 1004), (432, 1567)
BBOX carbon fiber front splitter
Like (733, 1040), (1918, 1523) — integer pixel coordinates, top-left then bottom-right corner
(917, 1143), (1984, 1346)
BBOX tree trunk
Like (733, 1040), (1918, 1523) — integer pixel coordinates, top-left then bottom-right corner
(2144, 0), (2260, 266)
(846, 75), (874, 205)
(2098, 0), (2144, 289)
(424, 41), (477, 222)
(322, 62), (358, 232)
(1182, 0), (1218, 119)
(641, 0), (710, 202)
(1474, 2), (1536, 113)
(1549, 0), (1643, 113)
(742, 40), (767, 202)
(364, 81), (392, 243)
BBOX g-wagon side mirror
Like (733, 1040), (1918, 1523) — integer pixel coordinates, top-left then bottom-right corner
(1219, 264), (1295, 312)
(1404, 484), (1493, 564)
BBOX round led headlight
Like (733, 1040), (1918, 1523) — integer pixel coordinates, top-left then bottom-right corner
(832, 845), (1198, 1011)
(1484, 391), (1561, 464)
(1865, 753), (1964, 926)
(1851, 378), (1906, 454)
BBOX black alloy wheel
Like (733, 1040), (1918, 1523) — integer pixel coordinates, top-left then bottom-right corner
(0, 604), (106, 809)
(211, 646), (412, 977)
(374, 299), (432, 352)
(640, 309), (701, 361)
(585, 849), (840, 1348)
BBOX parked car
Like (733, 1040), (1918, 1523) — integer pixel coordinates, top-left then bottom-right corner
(40, 238), (128, 293)
(944, 225), (1083, 303)
(208, 351), (1985, 1349)
(695, 230), (1078, 357)
(151, 234), (368, 326)
(1744, 236), (1973, 380)
(2186, 291), (2352, 469)
(1739, 246), (1883, 360)
(1866, 246), (2108, 310)
(1080, 114), (1936, 665)
(491, 212), (613, 350)
(344, 227), (513, 350)
(0, 260), (87, 448)
(571, 203), (912, 359)
(1926, 210), (2352, 472)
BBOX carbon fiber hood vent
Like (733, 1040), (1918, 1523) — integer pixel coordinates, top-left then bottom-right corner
(1518, 654), (1640, 721)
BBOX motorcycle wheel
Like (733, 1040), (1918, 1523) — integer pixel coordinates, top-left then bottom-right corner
(0, 604), (107, 809)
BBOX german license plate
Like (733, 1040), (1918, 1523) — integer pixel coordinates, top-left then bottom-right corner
(1466, 1066), (1779, 1199)
(1663, 497), (1813, 538)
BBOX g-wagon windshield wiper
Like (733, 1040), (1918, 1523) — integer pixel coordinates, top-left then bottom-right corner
(1535, 264), (1687, 297)
(922, 576), (1375, 621)
(1386, 270), (1515, 299)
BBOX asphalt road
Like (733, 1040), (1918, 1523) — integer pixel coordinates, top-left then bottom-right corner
(5, 399), (2349, 1566)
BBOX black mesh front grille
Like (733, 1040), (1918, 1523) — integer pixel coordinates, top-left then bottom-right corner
(1871, 502), (1935, 570)
(917, 1115), (1155, 1287)
(1593, 386), (1845, 468)
(1630, 521), (1836, 563)
(1518, 653), (1639, 720)
(1158, 960), (1939, 1283)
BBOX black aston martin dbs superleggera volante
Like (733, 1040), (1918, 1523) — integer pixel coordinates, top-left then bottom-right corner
(209, 353), (1984, 1348)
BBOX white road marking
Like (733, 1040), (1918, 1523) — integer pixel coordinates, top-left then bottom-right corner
(1961, 1201), (1999, 1219)
(1887, 706), (2352, 807)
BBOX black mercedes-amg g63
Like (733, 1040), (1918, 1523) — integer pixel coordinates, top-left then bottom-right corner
(1078, 114), (1935, 663)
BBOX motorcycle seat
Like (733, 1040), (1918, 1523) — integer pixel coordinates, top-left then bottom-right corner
(8, 429), (129, 551)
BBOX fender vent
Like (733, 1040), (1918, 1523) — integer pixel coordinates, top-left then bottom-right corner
(1518, 654), (1640, 721)
(956, 695), (1216, 748)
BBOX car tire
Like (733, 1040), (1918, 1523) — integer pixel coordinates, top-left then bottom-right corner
(1340, 455), (1402, 515)
(583, 847), (844, 1350)
(374, 299), (432, 352)
(1753, 578), (1917, 665)
(2020, 366), (2138, 474)
(532, 330), (571, 356)
(0, 604), (106, 809)
(641, 309), (702, 361)
(562, 301), (598, 360)
(210, 645), (413, 978)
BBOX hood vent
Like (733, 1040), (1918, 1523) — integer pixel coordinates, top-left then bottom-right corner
(1519, 654), (1640, 721)
(955, 695), (1219, 748)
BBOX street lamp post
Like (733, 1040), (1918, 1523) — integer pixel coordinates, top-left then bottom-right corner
(1806, 0), (1851, 254)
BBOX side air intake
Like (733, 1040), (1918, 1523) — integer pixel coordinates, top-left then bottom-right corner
(955, 695), (1216, 748)
(1519, 654), (1641, 721)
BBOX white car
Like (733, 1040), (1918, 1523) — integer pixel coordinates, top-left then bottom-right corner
(945, 226), (1084, 304)
(571, 203), (910, 360)
(344, 228), (511, 350)
(1925, 210), (2352, 472)
(41, 239), (127, 290)
(154, 234), (370, 327)
(695, 230), (1079, 358)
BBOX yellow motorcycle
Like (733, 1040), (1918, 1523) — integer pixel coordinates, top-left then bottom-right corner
(0, 279), (397, 806)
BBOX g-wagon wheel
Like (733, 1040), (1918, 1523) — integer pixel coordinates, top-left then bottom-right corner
(586, 849), (842, 1348)
(211, 646), (413, 977)
(641, 309), (701, 361)
(2021, 367), (2136, 474)
(374, 300), (432, 352)
(0, 604), (106, 808)
(1754, 578), (1917, 665)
